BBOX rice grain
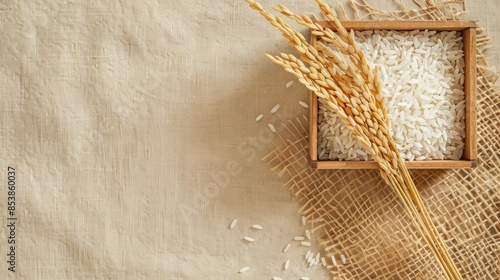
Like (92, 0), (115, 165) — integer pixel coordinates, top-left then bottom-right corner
(270, 104), (280, 113)
(283, 243), (291, 253)
(305, 250), (312, 259)
(305, 229), (311, 240)
(239, 267), (249, 273)
(268, 123), (276, 133)
(230, 218), (238, 229)
(341, 254), (347, 264)
(331, 255), (337, 266)
(244, 237), (255, 242)
(251, 224), (263, 230)
(301, 241), (311, 247)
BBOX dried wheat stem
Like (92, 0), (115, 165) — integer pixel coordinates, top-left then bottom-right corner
(397, 164), (462, 279)
(387, 172), (458, 280)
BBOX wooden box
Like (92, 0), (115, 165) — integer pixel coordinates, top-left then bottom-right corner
(309, 21), (477, 169)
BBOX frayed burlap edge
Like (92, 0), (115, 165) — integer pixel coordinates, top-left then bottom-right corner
(263, 0), (500, 279)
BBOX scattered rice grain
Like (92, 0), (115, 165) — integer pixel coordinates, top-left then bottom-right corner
(239, 267), (249, 273)
(283, 243), (291, 253)
(305, 229), (311, 240)
(305, 250), (312, 259)
(255, 114), (263, 121)
(341, 254), (347, 264)
(331, 255), (337, 266)
(251, 224), (263, 230)
(230, 218), (237, 229)
(270, 104), (280, 113)
(268, 123), (276, 133)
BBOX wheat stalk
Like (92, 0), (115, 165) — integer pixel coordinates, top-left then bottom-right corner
(246, 0), (463, 279)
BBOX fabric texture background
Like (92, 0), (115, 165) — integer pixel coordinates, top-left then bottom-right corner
(0, 0), (498, 279)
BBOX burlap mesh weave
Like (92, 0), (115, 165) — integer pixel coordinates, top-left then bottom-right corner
(263, 0), (500, 278)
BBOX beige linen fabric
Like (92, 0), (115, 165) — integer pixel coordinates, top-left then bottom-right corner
(0, 0), (498, 279)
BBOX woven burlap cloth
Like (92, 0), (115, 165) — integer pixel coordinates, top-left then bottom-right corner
(0, 0), (497, 279)
(264, 0), (500, 279)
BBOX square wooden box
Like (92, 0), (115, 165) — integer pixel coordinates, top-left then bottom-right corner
(309, 21), (477, 169)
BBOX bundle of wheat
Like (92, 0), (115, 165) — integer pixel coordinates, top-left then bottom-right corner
(246, 0), (463, 279)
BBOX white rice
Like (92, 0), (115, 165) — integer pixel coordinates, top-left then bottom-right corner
(239, 267), (250, 273)
(270, 104), (280, 113)
(255, 114), (263, 121)
(230, 218), (237, 229)
(321, 257), (327, 267)
(305, 229), (311, 240)
(341, 254), (347, 264)
(301, 216), (307, 226)
(283, 243), (291, 253)
(268, 123), (276, 133)
(286, 80), (294, 88)
(305, 250), (312, 259)
(244, 236), (255, 242)
(301, 277), (310, 280)
(284, 260), (290, 270)
(308, 255), (314, 267)
(331, 255), (337, 266)
(273, 277), (283, 280)
(294, 236), (305, 241)
(251, 224), (263, 230)
(301, 241), (311, 247)
(318, 30), (466, 161)
(299, 101), (309, 108)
